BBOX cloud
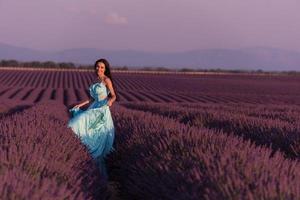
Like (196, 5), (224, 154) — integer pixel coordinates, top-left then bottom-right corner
(104, 12), (128, 25)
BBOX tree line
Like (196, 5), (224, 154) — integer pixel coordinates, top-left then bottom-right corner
(0, 60), (77, 69)
(0, 59), (299, 75)
(0, 59), (129, 70)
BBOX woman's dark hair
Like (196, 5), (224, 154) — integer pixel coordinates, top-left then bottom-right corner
(94, 58), (118, 101)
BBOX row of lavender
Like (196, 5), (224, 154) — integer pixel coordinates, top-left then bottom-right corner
(0, 70), (157, 91)
(1, 69), (300, 105)
(0, 101), (108, 200)
(1, 69), (300, 94)
(108, 104), (300, 199)
(122, 102), (300, 159)
(1, 84), (300, 106)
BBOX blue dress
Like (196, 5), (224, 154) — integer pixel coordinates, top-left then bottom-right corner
(67, 81), (115, 160)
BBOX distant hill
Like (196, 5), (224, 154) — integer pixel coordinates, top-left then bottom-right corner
(0, 43), (300, 71)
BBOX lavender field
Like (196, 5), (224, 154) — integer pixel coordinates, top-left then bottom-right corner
(1, 68), (300, 199)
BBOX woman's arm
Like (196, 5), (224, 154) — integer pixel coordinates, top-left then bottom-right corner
(74, 99), (90, 108)
(105, 78), (116, 106)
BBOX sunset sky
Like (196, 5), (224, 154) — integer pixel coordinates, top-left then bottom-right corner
(0, 0), (299, 52)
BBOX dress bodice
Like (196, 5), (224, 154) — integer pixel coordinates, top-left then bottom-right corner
(89, 82), (110, 102)
(69, 82), (109, 115)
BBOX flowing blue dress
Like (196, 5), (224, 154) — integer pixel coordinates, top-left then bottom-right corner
(67, 81), (115, 161)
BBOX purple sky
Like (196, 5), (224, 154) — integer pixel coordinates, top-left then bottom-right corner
(0, 0), (299, 52)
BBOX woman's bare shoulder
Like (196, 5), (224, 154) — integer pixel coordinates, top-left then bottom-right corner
(104, 76), (112, 84)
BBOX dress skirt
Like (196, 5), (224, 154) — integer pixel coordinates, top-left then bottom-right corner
(67, 99), (115, 159)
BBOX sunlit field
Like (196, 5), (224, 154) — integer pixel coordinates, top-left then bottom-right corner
(1, 67), (300, 199)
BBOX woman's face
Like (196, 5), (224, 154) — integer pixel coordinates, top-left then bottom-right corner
(96, 62), (106, 76)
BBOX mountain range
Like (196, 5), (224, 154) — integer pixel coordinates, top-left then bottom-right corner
(0, 43), (300, 71)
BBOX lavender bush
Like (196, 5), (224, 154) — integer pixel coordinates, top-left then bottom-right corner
(107, 104), (300, 200)
(0, 101), (108, 199)
(123, 102), (300, 159)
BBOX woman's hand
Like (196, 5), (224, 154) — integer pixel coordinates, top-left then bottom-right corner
(73, 104), (81, 109)
(107, 100), (113, 107)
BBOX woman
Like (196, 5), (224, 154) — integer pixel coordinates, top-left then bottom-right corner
(68, 58), (116, 178)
